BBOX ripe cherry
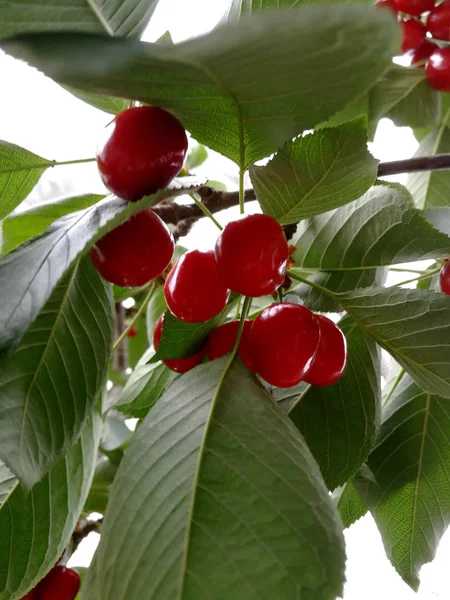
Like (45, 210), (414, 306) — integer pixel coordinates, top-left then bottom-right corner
(153, 314), (205, 373)
(248, 303), (320, 388)
(401, 19), (426, 54)
(427, 1), (450, 40)
(304, 315), (347, 387)
(21, 590), (38, 599)
(206, 320), (255, 370)
(164, 249), (230, 323)
(37, 566), (80, 600)
(375, 0), (399, 12)
(409, 40), (439, 67)
(96, 106), (188, 201)
(395, 0), (434, 16)
(214, 214), (289, 297)
(440, 260), (450, 294)
(90, 208), (174, 287)
(426, 48), (450, 91)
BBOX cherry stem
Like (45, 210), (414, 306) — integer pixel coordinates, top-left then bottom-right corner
(0, 156), (96, 174)
(112, 283), (157, 351)
(391, 267), (441, 288)
(287, 270), (335, 298)
(189, 194), (223, 230)
(382, 368), (405, 408)
(239, 169), (245, 215)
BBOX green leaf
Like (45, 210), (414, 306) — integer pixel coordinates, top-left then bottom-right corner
(369, 66), (440, 132)
(127, 312), (148, 369)
(186, 143), (208, 171)
(0, 257), (114, 488)
(115, 348), (177, 419)
(424, 206), (450, 236)
(83, 458), (119, 516)
(83, 359), (345, 600)
(101, 416), (132, 452)
(336, 287), (450, 399)
(0, 141), (52, 219)
(0, 178), (202, 354)
(292, 185), (450, 270)
(0, 462), (16, 505)
(1, 193), (103, 255)
(406, 119), (450, 209)
(62, 87), (130, 115)
(334, 483), (367, 528)
(151, 296), (239, 361)
(222, 0), (371, 21)
(1, 6), (400, 168)
(250, 119), (378, 223)
(354, 375), (450, 590)
(288, 317), (381, 490)
(0, 417), (100, 600)
(0, 0), (160, 38)
(145, 285), (167, 342)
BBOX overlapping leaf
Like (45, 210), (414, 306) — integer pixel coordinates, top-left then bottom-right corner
(250, 119), (378, 223)
(334, 482), (367, 528)
(292, 185), (450, 270)
(0, 257), (114, 487)
(0, 417), (100, 600)
(0, 0), (159, 38)
(355, 376), (450, 590)
(288, 317), (381, 489)
(1, 6), (400, 168)
(83, 359), (345, 600)
(221, 0), (370, 22)
(0, 178), (202, 354)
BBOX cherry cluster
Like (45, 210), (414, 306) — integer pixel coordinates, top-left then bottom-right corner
(21, 567), (80, 600)
(377, 0), (450, 91)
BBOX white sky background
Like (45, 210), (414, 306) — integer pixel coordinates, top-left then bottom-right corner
(1, 0), (449, 598)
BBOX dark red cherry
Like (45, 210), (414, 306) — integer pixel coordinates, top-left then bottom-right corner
(401, 19), (426, 53)
(214, 214), (289, 298)
(164, 249), (230, 323)
(96, 106), (188, 201)
(248, 303), (320, 388)
(153, 314), (205, 373)
(375, 0), (399, 12)
(427, 1), (450, 40)
(409, 40), (439, 67)
(206, 320), (255, 370)
(37, 567), (80, 600)
(426, 48), (450, 91)
(21, 590), (38, 600)
(395, 0), (434, 16)
(440, 260), (450, 294)
(90, 208), (174, 287)
(304, 315), (347, 387)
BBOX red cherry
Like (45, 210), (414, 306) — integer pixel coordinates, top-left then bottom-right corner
(248, 303), (320, 388)
(395, 0), (434, 15)
(426, 48), (450, 91)
(164, 249), (230, 323)
(427, 0), (450, 40)
(214, 214), (289, 298)
(401, 19), (426, 53)
(21, 590), (38, 599)
(375, 0), (399, 12)
(153, 314), (205, 373)
(440, 260), (450, 294)
(206, 320), (255, 370)
(90, 208), (174, 287)
(127, 326), (138, 338)
(96, 106), (188, 201)
(304, 315), (347, 387)
(409, 40), (439, 67)
(37, 567), (80, 600)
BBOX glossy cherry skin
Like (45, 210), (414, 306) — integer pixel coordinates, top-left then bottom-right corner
(409, 40), (439, 67)
(401, 19), (426, 53)
(375, 0), (399, 12)
(21, 591), (38, 600)
(426, 48), (450, 91)
(206, 320), (255, 370)
(427, 1), (450, 40)
(304, 315), (347, 387)
(248, 303), (320, 388)
(153, 314), (205, 373)
(440, 261), (450, 294)
(97, 106), (188, 201)
(395, 0), (434, 16)
(215, 214), (289, 298)
(37, 567), (80, 600)
(90, 208), (174, 287)
(164, 249), (230, 323)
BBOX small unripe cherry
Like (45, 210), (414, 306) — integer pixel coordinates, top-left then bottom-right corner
(426, 48), (450, 92)
(304, 315), (347, 387)
(401, 19), (426, 54)
(96, 106), (188, 201)
(248, 303), (320, 388)
(440, 260), (450, 294)
(90, 208), (174, 288)
(206, 320), (255, 370)
(214, 214), (289, 298)
(164, 249), (230, 323)
(37, 566), (80, 600)
(153, 314), (205, 373)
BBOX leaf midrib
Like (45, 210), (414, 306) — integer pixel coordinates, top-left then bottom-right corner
(85, 0), (115, 36)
